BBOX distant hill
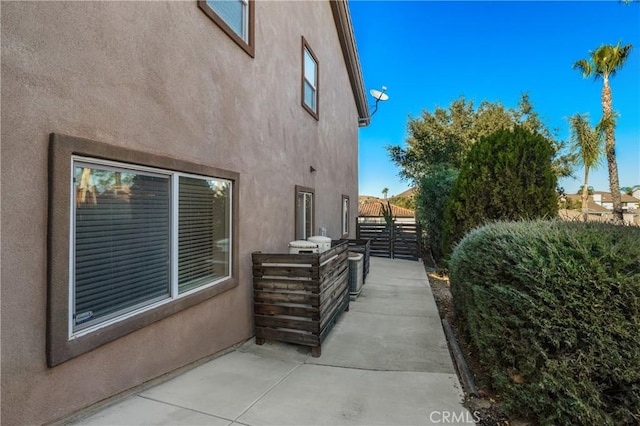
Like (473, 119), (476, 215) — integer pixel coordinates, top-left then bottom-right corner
(358, 195), (381, 204)
(394, 187), (417, 199)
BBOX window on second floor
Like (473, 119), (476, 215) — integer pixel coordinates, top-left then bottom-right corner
(199, 0), (255, 57)
(301, 37), (319, 119)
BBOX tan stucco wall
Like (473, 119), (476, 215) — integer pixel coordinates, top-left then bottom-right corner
(1, 1), (360, 424)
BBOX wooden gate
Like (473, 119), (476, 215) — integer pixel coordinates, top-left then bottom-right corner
(356, 222), (421, 260)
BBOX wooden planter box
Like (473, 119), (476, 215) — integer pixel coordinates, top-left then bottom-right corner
(341, 239), (371, 283)
(252, 241), (350, 357)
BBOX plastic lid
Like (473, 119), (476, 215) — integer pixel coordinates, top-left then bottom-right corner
(289, 240), (318, 248)
(349, 253), (363, 260)
(308, 236), (331, 243)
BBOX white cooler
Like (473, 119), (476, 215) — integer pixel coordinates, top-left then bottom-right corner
(308, 236), (331, 253)
(289, 240), (319, 254)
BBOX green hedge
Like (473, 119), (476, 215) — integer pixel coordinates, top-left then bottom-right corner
(449, 220), (640, 425)
(442, 126), (558, 258)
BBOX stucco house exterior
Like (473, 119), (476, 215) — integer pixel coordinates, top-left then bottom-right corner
(1, 1), (368, 424)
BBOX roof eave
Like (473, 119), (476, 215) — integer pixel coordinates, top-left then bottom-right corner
(330, 0), (370, 127)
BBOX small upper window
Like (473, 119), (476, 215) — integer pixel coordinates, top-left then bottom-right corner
(301, 37), (319, 119)
(199, 0), (254, 57)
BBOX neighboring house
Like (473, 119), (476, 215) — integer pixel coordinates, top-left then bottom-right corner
(358, 201), (416, 224)
(565, 192), (640, 224)
(1, 2), (368, 424)
(591, 191), (639, 211)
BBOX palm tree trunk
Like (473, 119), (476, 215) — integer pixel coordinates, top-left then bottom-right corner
(581, 168), (590, 222)
(601, 78), (623, 222)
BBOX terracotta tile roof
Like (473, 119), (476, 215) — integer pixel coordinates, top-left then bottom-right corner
(358, 201), (415, 218)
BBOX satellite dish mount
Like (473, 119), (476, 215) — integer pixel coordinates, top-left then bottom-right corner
(359, 86), (389, 125)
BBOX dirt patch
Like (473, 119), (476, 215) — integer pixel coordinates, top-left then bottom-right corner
(427, 270), (511, 426)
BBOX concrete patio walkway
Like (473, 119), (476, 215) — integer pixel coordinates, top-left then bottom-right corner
(72, 257), (474, 425)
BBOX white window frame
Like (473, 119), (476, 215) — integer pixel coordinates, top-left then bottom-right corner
(68, 156), (233, 340)
(342, 195), (350, 237)
(295, 185), (315, 240)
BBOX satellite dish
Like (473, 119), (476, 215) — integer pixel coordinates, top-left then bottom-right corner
(370, 88), (389, 101)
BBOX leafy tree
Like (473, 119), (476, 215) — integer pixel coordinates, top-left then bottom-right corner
(388, 195), (415, 210)
(387, 94), (574, 183)
(620, 185), (639, 196)
(442, 126), (558, 256)
(575, 185), (595, 195)
(416, 169), (458, 265)
(568, 113), (605, 220)
(574, 41), (633, 221)
(559, 196), (582, 210)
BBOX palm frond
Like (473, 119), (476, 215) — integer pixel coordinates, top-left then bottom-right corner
(568, 113), (604, 170)
(595, 110), (619, 138)
(572, 59), (593, 78)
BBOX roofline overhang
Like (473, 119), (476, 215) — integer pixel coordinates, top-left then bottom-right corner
(330, 0), (370, 127)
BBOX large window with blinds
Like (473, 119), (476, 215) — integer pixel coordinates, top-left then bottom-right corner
(71, 157), (232, 335)
(48, 134), (239, 367)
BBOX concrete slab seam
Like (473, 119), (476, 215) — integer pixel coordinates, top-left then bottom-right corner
(300, 361), (446, 374)
(231, 361), (304, 422)
(134, 395), (236, 424)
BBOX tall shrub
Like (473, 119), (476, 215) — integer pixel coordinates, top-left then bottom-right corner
(416, 168), (458, 265)
(449, 220), (640, 424)
(442, 126), (557, 255)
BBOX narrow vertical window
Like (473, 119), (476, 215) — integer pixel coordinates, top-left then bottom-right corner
(178, 177), (231, 294)
(342, 195), (350, 237)
(199, 0), (255, 57)
(301, 37), (319, 119)
(295, 185), (315, 240)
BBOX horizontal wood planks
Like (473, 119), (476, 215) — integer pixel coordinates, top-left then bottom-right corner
(252, 241), (350, 356)
(356, 222), (421, 260)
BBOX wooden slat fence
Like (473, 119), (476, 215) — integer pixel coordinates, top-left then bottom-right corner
(356, 222), (421, 261)
(252, 240), (350, 357)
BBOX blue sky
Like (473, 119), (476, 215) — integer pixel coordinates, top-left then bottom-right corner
(350, 1), (640, 198)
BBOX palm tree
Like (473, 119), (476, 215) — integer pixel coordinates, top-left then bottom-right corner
(568, 113), (604, 221)
(573, 41), (633, 222)
(381, 187), (389, 200)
